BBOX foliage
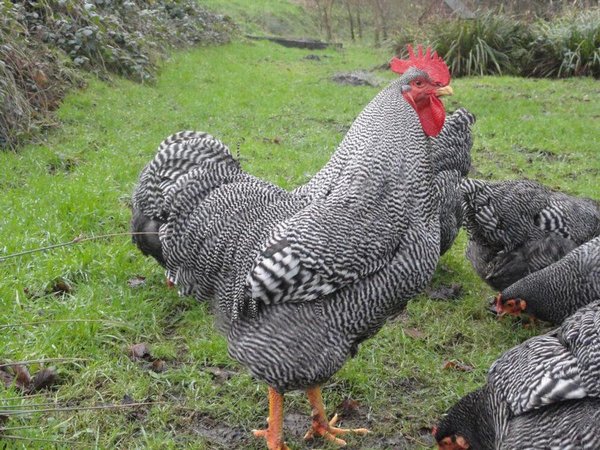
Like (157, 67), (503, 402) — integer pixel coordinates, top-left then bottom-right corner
(201, 0), (320, 37)
(0, 0), (234, 149)
(393, 8), (600, 79)
(430, 13), (531, 77)
(394, 12), (531, 77)
(524, 9), (600, 78)
(0, 40), (598, 448)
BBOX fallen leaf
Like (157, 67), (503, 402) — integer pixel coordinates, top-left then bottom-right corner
(121, 394), (136, 405)
(127, 276), (146, 288)
(128, 343), (150, 360)
(442, 360), (474, 372)
(426, 283), (463, 301)
(403, 327), (426, 339)
(31, 367), (58, 392)
(47, 278), (73, 296)
(336, 398), (360, 418)
(150, 360), (166, 373)
(0, 367), (14, 388)
(205, 366), (236, 382)
(13, 365), (32, 390)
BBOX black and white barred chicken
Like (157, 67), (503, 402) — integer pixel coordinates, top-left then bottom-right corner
(434, 300), (600, 450)
(132, 46), (474, 449)
(430, 110), (473, 255)
(495, 235), (600, 324)
(461, 178), (600, 291)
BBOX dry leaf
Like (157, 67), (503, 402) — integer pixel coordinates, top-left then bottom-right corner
(205, 366), (236, 382)
(403, 327), (426, 339)
(337, 398), (360, 418)
(13, 364), (32, 390)
(150, 360), (166, 373)
(47, 278), (73, 296)
(426, 283), (463, 301)
(129, 343), (150, 359)
(127, 276), (146, 288)
(31, 367), (58, 392)
(442, 360), (474, 372)
(0, 367), (14, 388)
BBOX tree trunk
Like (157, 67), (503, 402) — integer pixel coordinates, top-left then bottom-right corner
(313, 0), (335, 42)
(356, 2), (363, 39)
(375, 0), (388, 41)
(345, 0), (355, 41)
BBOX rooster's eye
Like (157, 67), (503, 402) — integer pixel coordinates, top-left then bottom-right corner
(415, 80), (423, 87)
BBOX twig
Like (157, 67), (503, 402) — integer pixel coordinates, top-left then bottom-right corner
(404, 433), (430, 447)
(0, 402), (63, 409)
(0, 435), (82, 445)
(0, 394), (46, 401)
(0, 358), (89, 369)
(0, 319), (130, 330)
(0, 401), (163, 416)
(0, 232), (159, 262)
(0, 425), (50, 431)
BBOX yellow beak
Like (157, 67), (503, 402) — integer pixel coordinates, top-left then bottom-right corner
(435, 85), (454, 97)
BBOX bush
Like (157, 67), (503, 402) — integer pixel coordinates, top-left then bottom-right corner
(394, 12), (531, 77)
(0, 0), (235, 150)
(393, 8), (600, 79)
(524, 9), (600, 78)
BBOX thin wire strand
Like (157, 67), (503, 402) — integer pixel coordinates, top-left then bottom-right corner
(0, 319), (131, 330)
(0, 401), (163, 416)
(0, 358), (90, 369)
(0, 435), (82, 445)
(0, 232), (159, 262)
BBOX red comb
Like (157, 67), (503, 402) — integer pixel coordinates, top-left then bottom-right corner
(390, 44), (451, 86)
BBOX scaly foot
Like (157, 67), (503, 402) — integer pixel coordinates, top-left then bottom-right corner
(303, 386), (370, 447)
(252, 387), (290, 450)
(304, 412), (370, 446)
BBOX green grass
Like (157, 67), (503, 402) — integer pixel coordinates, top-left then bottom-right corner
(200, 0), (320, 37)
(0, 39), (599, 449)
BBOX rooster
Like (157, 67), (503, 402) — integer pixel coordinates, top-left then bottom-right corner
(434, 300), (600, 449)
(461, 178), (600, 291)
(132, 46), (474, 449)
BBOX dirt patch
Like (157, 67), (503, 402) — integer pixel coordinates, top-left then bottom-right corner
(425, 283), (463, 301)
(190, 412), (250, 449)
(282, 409), (414, 450)
(331, 71), (383, 87)
(513, 145), (570, 163)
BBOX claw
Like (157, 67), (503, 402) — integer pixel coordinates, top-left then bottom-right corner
(304, 388), (370, 447)
(253, 388), (289, 450)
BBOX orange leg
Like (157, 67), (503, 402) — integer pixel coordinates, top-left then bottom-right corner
(252, 387), (290, 450)
(303, 386), (370, 447)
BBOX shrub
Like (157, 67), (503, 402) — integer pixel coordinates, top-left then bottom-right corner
(392, 8), (600, 80)
(394, 12), (531, 77)
(0, 0), (235, 149)
(524, 9), (600, 78)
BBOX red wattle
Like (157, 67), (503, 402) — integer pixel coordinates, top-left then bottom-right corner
(402, 92), (446, 137)
(418, 94), (446, 137)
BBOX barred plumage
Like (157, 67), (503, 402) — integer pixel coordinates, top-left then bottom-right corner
(435, 301), (600, 449)
(498, 236), (600, 324)
(132, 53), (473, 448)
(461, 179), (600, 290)
(430, 108), (474, 255)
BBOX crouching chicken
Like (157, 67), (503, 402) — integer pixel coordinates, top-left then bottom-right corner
(132, 46), (474, 449)
(435, 300), (600, 449)
(495, 235), (600, 324)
